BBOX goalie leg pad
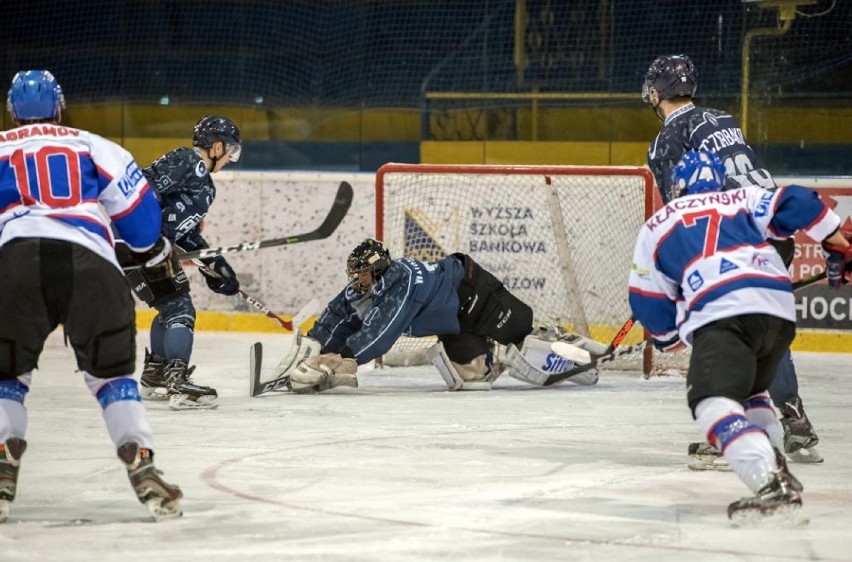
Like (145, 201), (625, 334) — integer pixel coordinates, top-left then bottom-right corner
(427, 342), (493, 391)
(427, 342), (463, 391)
(514, 334), (576, 375)
(506, 333), (599, 386)
(561, 333), (609, 356)
(549, 332), (610, 363)
(290, 353), (357, 394)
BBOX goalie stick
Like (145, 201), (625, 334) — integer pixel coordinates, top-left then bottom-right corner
(248, 302), (323, 397)
(543, 262), (850, 387)
(179, 181), (353, 260)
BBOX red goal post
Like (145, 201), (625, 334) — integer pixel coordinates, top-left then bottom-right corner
(375, 163), (665, 374)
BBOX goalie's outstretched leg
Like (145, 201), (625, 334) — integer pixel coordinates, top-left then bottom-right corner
(503, 328), (602, 387)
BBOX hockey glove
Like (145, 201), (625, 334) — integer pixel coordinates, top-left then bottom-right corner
(199, 256), (240, 295)
(290, 353), (358, 394)
(115, 237), (180, 282)
(822, 226), (852, 289)
(653, 335), (685, 353)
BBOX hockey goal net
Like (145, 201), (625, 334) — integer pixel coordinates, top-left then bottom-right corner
(375, 163), (691, 376)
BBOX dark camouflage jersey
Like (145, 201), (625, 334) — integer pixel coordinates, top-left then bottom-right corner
(647, 102), (759, 204)
(141, 147), (216, 252)
(308, 256), (465, 364)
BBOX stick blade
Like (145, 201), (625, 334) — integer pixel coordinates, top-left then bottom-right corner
(316, 181), (354, 239)
(249, 342), (263, 397)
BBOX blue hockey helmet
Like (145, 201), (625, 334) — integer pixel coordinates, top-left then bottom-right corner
(193, 115), (242, 162)
(347, 238), (391, 295)
(642, 55), (697, 104)
(672, 150), (726, 197)
(7, 70), (65, 121)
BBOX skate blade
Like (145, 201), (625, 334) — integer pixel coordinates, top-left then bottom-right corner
(788, 446), (824, 464)
(688, 457), (733, 472)
(0, 500), (10, 524)
(168, 394), (219, 411)
(145, 498), (183, 522)
(729, 504), (809, 528)
(140, 387), (169, 401)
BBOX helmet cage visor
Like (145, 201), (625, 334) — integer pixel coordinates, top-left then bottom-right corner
(225, 142), (242, 163)
(346, 267), (374, 295)
(345, 243), (390, 296)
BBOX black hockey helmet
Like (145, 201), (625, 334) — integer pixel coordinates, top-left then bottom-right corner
(193, 115), (242, 162)
(642, 54), (698, 103)
(347, 238), (391, 295)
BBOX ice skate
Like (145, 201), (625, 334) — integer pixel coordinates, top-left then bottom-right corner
(117, 442), (182, 521)
(780, 397), (823, 464)
(727, 471), (806, 527)
(140, 348), (169, 400)
(687, 441), (731, 471)
(164, 358), (219, 410)
(0, 438), (27, 524)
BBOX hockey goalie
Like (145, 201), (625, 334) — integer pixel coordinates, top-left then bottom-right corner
(252, 238), (607, 396)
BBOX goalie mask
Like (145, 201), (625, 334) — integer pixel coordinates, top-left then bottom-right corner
(672, 150), (726, 197)
(641, 54), (697, 105)
(347, 238), (391, 295)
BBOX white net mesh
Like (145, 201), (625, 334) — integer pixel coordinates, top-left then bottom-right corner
(376, 163), (689, 374)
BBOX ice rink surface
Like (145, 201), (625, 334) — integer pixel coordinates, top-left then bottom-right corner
(2, 330), (851, 562)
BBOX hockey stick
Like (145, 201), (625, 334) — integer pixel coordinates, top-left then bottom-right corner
(248, 302), (323, 397)
(543, 264), (848, 387)
(249, 327), (322, 397)
(549, 315), (638, 366)
(791, 268), (831, 291)
(236, 289), (297, 331)
(189, 258), (320, 332)
(179, 181), (353, 260)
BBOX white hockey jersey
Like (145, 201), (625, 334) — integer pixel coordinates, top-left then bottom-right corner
(0, 124), (162, 269)
(628, 184), (840, 346)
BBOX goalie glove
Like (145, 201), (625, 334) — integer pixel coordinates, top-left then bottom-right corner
(290, 353), (358, 394)
(822, 226), (852, 289)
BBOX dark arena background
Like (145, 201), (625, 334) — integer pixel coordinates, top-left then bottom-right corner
(3, 1), (850, 172)
(2, 3), (852, 559)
